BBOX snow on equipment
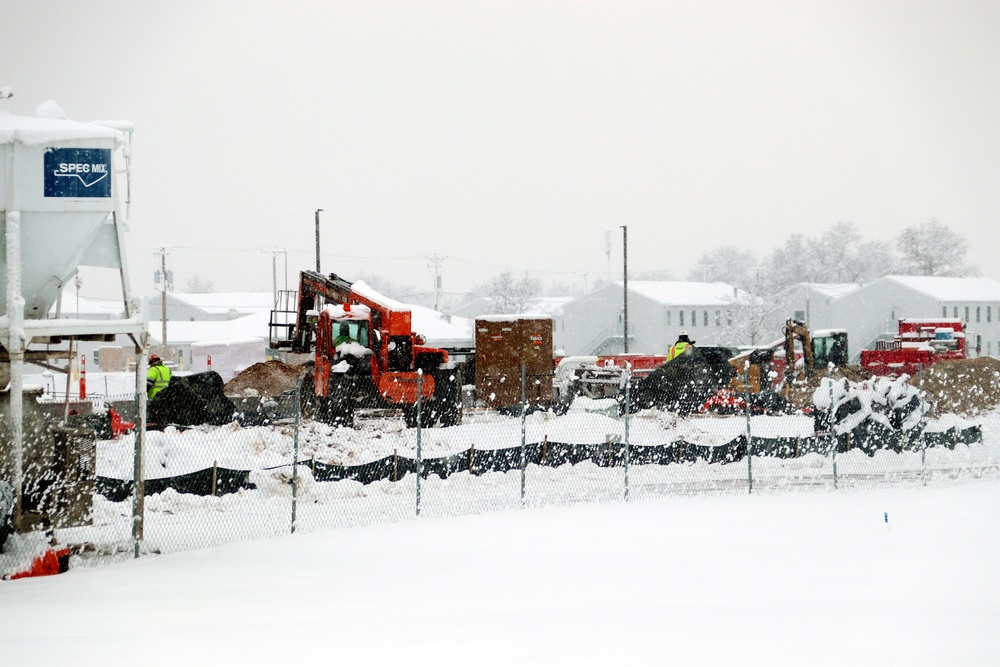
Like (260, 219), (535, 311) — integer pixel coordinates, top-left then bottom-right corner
(812, 375), (927, 444)
(269, 271), (460, 428)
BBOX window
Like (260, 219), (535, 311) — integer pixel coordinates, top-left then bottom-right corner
(667, 310), (672, 326)
(715, 310), (721, 326)
(989, 306), (992, 323)
(943, 306), (947, 317)
(691, 310), (697, 327)
(726, 310), (732, 326)
(703, 311), (708, 327)
(954, 306), (959, 318)
(679, 310), (684, 326)
(965, 306), (970, 323)
(977, 306), (981, 323)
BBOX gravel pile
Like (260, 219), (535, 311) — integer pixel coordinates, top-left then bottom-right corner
(224, 361), (308, 397)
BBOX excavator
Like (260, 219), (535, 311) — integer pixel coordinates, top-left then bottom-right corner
(718, 319), (848, 411)
(269, 271), (461, 428)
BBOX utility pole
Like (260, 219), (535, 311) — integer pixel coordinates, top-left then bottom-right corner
(314, 208), (323, 273)
(427, 254), (446, 311)
(621, 225), (628, 354)
(155, 247), (170, 357)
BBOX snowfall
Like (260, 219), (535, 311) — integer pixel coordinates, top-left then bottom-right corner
(3, 380), (1000, 665)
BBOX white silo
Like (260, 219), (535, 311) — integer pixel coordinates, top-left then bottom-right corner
(0, 89), (147, 536)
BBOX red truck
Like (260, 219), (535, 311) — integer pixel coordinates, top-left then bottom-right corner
(860, 318), (966, 377)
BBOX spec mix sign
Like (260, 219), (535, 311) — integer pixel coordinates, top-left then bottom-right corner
(44, 147), (112, 198)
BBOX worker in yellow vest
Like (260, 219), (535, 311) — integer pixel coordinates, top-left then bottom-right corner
(668, 331), (694, 361)
(147, 354), (172, 399)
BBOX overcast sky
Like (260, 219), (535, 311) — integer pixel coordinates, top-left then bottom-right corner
(3, 1), (999, 300)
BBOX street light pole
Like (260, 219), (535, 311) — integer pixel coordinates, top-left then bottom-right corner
(621, 225), (628, 354)
(314, 208), (324, 273)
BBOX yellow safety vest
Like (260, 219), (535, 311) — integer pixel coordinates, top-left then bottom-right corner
(147, 364), (172, 399)
(668, 341), (690, 361)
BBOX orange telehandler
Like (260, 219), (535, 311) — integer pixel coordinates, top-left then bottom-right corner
(270, 271), (461, 428)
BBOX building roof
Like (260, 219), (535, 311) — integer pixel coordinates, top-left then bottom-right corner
(878, 276), (1000, 302)
(616, 281), (748, 306)
(800, 283), (860, 299)
(150, 286), (473, 348)
(149, 310), (270, 345)
(166, 292), (276, 316)
(51, 293), (127, 319)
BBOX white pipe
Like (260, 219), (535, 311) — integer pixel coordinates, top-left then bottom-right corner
(5, 209), (24, 524)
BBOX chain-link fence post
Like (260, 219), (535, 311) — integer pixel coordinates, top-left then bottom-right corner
(919, 363), (927, 486)
(416, 369), (423, 517)
(624, 363), (631, 502)
(829, 363), (838, 490)
(291, 373), (302, 534)
(744, 361), (752, 494)
(520, 362), (527, 505)
(133, 353), (148, 559)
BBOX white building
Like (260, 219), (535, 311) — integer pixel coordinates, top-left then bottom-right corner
(820, 276), (1000, 361)
(559, 281), (748, 356)
(785, 283), (860, 329)
(147, 292), (275, 322)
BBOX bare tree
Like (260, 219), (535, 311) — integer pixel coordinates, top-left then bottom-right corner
(896, 218), (978, 276)
(476, 270), (543, 314)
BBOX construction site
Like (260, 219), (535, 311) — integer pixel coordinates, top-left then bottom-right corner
(2, 94), (1000, 580)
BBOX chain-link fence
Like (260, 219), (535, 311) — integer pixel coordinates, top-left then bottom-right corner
(3, 367), (999, 578)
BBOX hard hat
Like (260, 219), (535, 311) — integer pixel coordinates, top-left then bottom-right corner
(679, 330), (688, 336)
(148, 354), (160, 364)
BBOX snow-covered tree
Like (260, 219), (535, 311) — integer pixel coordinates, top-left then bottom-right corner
(687, 246), (758, 289)
(717, 269), (791, 346)
(183, 275), (215, 293)
(895, 219), (978, 276)
(475, 270), (543, 314)
(765, 223), (892, 287)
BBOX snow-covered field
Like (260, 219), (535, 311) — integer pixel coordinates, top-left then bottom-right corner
(2, 481), (998, 666)
(0, 402), (995, 576)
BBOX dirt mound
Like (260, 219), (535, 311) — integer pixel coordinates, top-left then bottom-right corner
(224, 360), (308, 397)
(908, 357), (1000, 417)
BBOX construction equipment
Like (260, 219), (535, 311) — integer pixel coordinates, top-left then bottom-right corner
(270, 271), (460, 428)
(729, 320), (848, 394)
(699, 321), (848, 414)
(621, 346), (738, 415)
(861, 318), (965, 376)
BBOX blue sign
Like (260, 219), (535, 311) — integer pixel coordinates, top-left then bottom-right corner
(44, 147), (112, 198)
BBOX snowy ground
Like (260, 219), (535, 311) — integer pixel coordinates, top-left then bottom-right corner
(2, 481), (998, 666)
